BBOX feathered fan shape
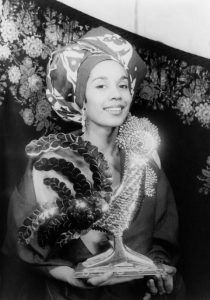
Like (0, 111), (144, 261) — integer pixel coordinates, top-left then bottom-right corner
(18, 134), (113, 248)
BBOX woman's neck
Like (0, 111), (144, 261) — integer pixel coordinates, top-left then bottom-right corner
(83, 124), (119, 157)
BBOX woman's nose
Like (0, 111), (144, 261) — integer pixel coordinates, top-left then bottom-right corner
(110, 85), (121, 100)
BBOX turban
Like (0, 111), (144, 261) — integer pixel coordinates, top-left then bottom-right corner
(46, 26), (147, 123)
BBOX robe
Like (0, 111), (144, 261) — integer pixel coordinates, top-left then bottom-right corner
(1, 132), (182, 300)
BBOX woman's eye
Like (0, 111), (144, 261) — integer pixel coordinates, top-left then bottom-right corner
(119, 84), (128, 89)
(96, 84), (106, 89)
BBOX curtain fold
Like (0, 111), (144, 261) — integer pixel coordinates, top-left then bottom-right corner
(57, 0), (210, 59)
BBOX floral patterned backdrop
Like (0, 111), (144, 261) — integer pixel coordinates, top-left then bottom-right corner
(0, 0), (209, 194)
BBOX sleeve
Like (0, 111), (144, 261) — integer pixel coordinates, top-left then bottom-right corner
(2, 159), (73, 270)
(148, 166), (179, 266)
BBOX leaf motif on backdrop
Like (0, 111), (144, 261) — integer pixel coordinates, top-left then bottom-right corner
(0, 0), (88, 133)
(198, 156), (210, 195)
(0, 0), (210, 132)
(0, 0), (209, 193)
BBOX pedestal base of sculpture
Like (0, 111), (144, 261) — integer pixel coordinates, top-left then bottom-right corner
(74, 240), (165, 279)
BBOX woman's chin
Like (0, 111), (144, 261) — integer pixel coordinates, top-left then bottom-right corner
(88, 112), (129, 130)
(102, 113), (128, 127)
(101, 117), (127, 128)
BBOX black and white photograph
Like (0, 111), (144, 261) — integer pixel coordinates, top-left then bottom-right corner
(0, 1), (210, 299)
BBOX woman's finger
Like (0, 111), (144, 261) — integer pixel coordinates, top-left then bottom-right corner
(162, 274), (174, 294)
(87, 271), (113, 286)
(164, 265), (177, 276)
(71, 278), (90, 289)
(156, 276), (166, 295)
(147, 279), (158, 295)
(143, 292), (152, 300)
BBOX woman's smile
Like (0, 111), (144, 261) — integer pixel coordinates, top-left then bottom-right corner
(103, 104), (126, 115)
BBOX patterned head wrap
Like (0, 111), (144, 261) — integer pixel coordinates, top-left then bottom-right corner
(46, 26), (147, 123)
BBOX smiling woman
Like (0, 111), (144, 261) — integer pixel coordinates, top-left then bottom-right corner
(1, 26), (185, 300)
(84, 60), (132, 129)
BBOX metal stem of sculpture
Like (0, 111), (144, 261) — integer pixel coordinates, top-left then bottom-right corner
(75, 115), (164, 278)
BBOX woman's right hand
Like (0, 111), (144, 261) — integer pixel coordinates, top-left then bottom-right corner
(87, 271), (140, 287)
(48, 266), (89, 289)
(48, 266), (136, 288)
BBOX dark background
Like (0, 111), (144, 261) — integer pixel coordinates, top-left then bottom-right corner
(1, 1), (210, 299)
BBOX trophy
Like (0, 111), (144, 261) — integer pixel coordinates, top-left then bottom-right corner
(18, 114), (165, 280)
(75, 115), (165, 279)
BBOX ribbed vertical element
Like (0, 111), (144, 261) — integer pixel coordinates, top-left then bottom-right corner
(92, 115), (160, 236)
(93, 154), (146, 235)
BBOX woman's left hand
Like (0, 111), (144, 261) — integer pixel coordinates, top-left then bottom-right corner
(86, 271), (138, 287)
(144, 264), (176, 298)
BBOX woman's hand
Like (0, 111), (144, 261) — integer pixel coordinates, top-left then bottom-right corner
(48, 266), (136, 288)
(87, 271), (140, 287)
(143, 264), (176, 299)
(48, 264), (176, 292)
(48, 266), (89, 289)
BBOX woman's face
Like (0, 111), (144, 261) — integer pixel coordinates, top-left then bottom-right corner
(85, 60), (132, 129)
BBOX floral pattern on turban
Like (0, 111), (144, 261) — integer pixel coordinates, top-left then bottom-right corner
(46, 26), (146, 123)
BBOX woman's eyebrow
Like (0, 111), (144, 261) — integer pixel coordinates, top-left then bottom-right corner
(119, 76), (129, 81)
(92, 76), (107, 82)
(92, 75), (128, 82)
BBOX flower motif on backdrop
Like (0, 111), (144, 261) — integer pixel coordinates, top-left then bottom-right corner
(0, 0), (88, 132)
(136, 51), (210, 128)
(198, 156), (210, 195)
(0, 0), (209, 193)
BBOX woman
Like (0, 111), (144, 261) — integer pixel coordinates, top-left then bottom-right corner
(1, 27), (184, 300)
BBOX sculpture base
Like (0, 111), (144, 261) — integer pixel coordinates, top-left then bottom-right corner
(74, 241), (165, 279)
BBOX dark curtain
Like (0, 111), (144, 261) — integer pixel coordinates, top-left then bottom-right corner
(131, 106), (210, 300)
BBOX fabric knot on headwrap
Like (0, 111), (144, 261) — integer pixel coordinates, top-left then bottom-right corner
(46, 26), (147, 123)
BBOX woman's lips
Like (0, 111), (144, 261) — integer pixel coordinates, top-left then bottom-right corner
(104, 105), (125, 115)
